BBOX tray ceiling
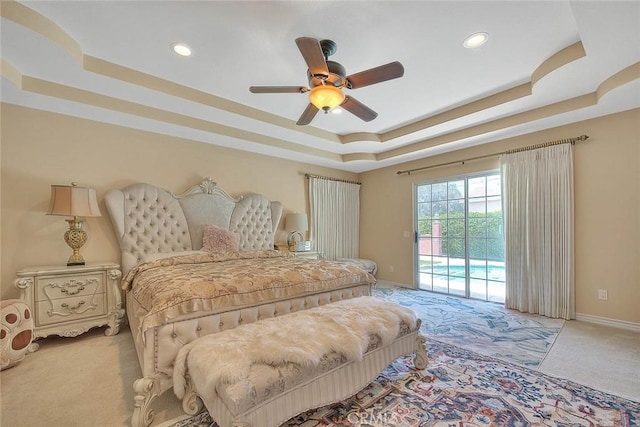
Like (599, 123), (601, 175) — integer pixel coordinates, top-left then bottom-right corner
(1, 1), (639, 172)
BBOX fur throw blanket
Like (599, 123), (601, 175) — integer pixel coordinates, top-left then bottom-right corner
(173, 296), (417, 399)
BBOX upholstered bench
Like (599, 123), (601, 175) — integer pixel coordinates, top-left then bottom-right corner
(174, 297), (427, 427)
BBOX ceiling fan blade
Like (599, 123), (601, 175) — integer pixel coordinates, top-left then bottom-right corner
(249, 86), (307, 94)
(341, 96), (378, 122)
(296, 103), (319, 126)
(345, 61), (405, 89)
(295, 37), (329, 77)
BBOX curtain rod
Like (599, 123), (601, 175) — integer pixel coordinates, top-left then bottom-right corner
(396, 134), (589, 176)
(305, 173), (361, 185)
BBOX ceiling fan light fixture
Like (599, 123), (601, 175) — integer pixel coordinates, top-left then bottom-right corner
(309, 85), (345, 112)
(463, 32), (489, 48)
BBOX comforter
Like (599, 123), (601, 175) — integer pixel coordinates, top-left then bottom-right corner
(121, 250), (375, 333)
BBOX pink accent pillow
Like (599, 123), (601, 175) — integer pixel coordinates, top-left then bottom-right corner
(202, 225), (240, 253)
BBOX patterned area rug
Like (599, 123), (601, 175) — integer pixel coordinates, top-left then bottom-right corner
(374, 286), (565, 367)
(166, 339), (639, 427)
(162, 288), (633, 427)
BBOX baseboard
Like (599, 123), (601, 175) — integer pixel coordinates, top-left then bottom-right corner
(575, 313), (640, 332)
(375, 280), (413, 289)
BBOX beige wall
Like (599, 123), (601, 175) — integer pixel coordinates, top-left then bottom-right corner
(2, 104), (639, 324)
(360, 108), (640, 324)
(0, 104), (357, 297)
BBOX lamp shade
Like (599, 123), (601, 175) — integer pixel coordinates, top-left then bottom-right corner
(285, 213), (308, 233)
(309, 85), (345, 111)
(47, 184), (101, 218)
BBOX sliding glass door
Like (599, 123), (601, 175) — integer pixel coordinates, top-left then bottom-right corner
(415, 172), (505, 302)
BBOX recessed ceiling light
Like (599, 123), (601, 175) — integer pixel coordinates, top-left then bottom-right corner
(171, 42), (192, 57)
(463, 32), (489, 49)
(331, 108), (343, 115)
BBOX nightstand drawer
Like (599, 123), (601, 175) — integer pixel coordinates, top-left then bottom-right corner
(36, 293), (106, 326)
(36, 273), (104, 301)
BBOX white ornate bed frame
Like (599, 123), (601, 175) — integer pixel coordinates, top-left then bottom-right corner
(104, 178), (372, 427)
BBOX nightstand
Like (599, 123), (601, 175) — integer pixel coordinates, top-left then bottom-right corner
(13, 262), (124, 347)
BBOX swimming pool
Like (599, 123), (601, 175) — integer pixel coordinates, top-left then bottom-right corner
(419, 262), (506, 302)
(422, 262), (505, 281)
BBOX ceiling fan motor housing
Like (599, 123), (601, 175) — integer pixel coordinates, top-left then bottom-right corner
(306, 39), (345, 87)
(308, 61), (346, 87)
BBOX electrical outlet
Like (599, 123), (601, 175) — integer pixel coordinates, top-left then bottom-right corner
(598, 289), (608, 300)
(389, 265), (395, 273)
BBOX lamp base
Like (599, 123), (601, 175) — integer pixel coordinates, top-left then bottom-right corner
(286, 231), (304, 248)
(64, 218), (88, 267)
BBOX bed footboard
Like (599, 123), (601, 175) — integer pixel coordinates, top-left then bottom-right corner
(128, 283), (372, 427)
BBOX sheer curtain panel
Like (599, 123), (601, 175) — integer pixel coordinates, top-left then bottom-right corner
(308, 177), (360, 261)
(500, 143), (575, 319)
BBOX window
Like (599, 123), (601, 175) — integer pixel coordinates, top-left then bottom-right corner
(415, 172), (504, 302)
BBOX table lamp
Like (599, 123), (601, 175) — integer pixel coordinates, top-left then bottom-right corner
(285, 213), (308, 249)
(47, 182), (102, 266)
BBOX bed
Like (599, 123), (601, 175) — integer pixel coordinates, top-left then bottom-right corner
(104, 177), (375, 427)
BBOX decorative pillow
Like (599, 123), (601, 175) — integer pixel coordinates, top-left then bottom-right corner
(202, 225), (240, 253)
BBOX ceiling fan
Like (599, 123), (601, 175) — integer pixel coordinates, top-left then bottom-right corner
(249, 37), (404, 126)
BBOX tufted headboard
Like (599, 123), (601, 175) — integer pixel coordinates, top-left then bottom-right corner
(104, 177), (283, 276)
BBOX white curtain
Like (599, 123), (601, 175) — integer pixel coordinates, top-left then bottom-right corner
(308, 177), (360, 261)
(500, 143), (575, 319)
